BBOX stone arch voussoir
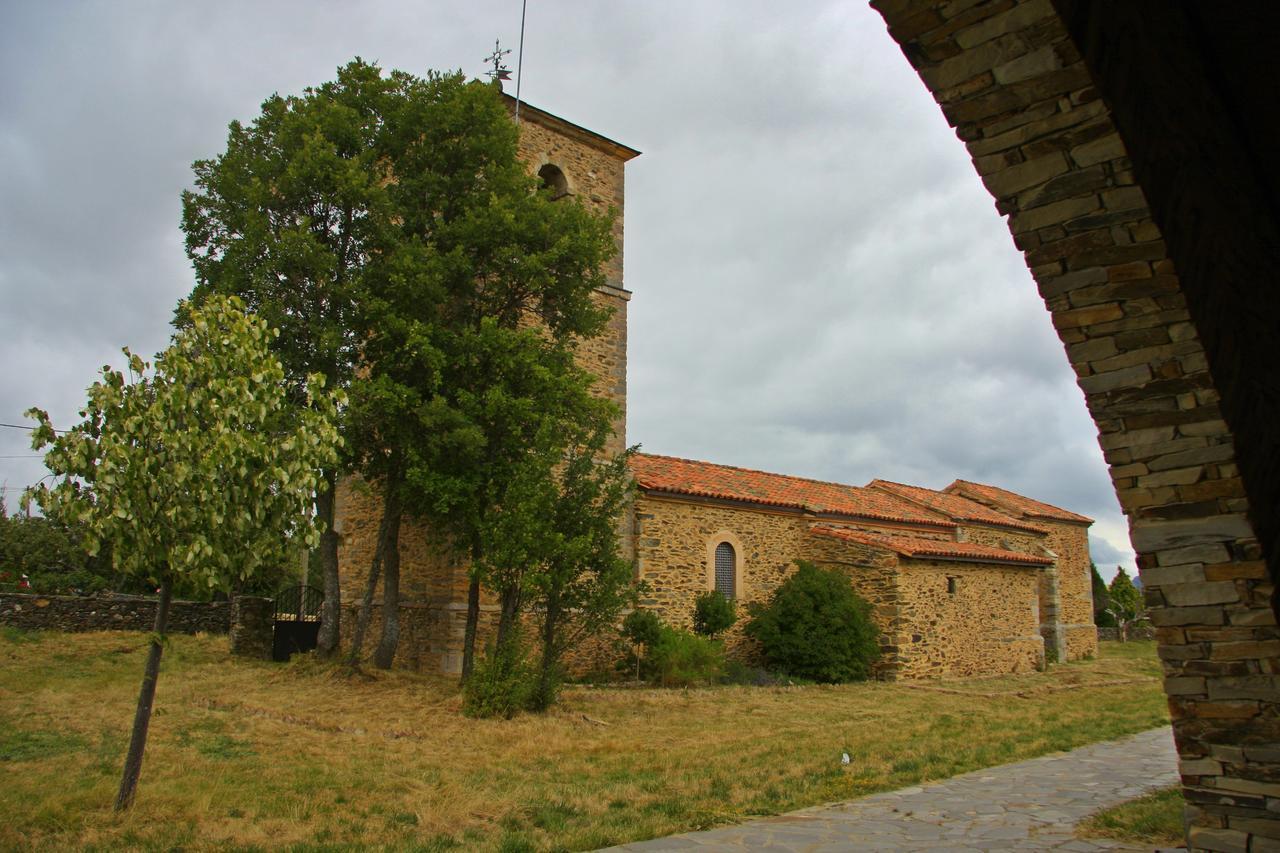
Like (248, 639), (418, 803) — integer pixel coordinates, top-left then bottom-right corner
(871, 1), (1278, 848)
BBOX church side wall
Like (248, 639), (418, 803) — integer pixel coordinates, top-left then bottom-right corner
(802, 533), (907, 680)
(633, 493), (809, 659)
(634, 493), (1046, 679)
(961, 523), (1064, 657)
(1042, 521), (1099, 660)
(895, 560), (1044, 678)
(958, 525), (1043, 552)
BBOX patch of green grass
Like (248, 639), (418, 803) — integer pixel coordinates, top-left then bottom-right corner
(0, 727), (86, 762)
(496, 831), (536, 853)
(1, 625), (43, 644)
(1078, 785), (1184, 846)
(195, 733), (256, 760)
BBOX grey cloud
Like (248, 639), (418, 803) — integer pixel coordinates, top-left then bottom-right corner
(1, 1), (1137, 576)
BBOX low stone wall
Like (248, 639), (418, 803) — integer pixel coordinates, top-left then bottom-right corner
(0, 592), (231, 635)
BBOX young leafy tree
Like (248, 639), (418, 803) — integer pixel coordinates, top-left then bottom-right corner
(182, 59), (402, 657)
(1107, 567), (1144, 640)
(621, 608), (662, 681)
(476, 414), (636, 710)
(25, 296), (341, 810)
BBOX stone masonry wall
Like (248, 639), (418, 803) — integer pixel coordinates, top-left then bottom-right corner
(1041, 520), (1098, 660)
(512, 108), (628, 290)
(637, 493), (1048, 679)
(959, 525), (1059, 652)
(634, 493), (810, 659)
(515, 109), (632, 458)
(0, 592), (230, 634)
(804, 531), (907, 679)
(958, 525), (1043, 553)
(870, 1), (1276, 846)
(895, 560), (1043, 678)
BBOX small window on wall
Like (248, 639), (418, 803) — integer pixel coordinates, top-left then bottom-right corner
(538, 163), (569, 199)
(947, 576), (958, 595)
(714, 542), (736, 600)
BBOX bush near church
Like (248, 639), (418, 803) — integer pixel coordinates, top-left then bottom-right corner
(745, 560), (880, 683)
(692, 589), (736, 638)
(617, 608), (724, 686)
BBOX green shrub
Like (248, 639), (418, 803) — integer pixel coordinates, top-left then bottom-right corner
(692, 590), (736, 637)
(621, 609), (662, 648)
(744, 560), (880, 683)
(462, 635), (537, 719)
(720, 659), (781, 686)
(650, 626), (724, 687)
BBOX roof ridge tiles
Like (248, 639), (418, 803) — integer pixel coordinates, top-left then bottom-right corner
(947, 479), (1093, 524)
(636, 452), (882, 492)
(809, 523), (1053, 567)
(629, 453), (956, 527)
(866, 478), (1048, 535)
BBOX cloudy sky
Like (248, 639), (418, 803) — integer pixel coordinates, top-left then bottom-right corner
(0, 0), (1135, 577)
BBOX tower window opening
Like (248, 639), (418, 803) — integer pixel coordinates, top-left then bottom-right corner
(538, 163), (570, 199)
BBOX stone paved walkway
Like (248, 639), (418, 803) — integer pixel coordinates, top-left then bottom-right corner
(605, 727), (1180, 852)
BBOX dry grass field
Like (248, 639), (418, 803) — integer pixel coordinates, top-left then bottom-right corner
(0, 628), (1168, 851)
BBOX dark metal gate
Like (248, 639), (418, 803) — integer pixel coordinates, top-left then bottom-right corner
(272, 585), (323, 662)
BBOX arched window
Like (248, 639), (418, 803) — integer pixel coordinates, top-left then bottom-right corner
(538, 163), (570, 199)
(714, 542), (736, 600)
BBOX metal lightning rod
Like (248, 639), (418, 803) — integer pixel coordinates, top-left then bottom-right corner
(514, 0), (527, 123)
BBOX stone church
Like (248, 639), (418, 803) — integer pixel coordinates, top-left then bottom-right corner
(334, 94), (1098, 679)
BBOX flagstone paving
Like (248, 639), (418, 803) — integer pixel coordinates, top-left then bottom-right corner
(605, 727), (1180, 851)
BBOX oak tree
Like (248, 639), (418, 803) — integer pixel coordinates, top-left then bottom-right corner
(182, 59), (400, 657)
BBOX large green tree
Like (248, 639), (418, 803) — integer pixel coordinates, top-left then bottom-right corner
(184, 64), (617, 670)
(182, 59), (402, 657)
(26, 296), (341, 810)
(364, 73), (617, 677)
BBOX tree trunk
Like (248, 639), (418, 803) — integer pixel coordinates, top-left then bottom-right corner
(114, 575), (173, 811)
(534, 589), (561, 710)
(372, 466), (405, 670)
(461, 575), (481, 681)
(315, 472), (341, 658)
(347, 498), (392, 668)
(496, 584), (521, 650)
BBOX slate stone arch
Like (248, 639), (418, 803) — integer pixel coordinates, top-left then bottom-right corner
(871, 1), (1280, 848)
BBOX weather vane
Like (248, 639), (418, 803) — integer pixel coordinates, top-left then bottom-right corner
(484, 39), (512, 82)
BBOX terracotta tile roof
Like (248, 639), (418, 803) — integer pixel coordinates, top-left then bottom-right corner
(946, 480), (1094, 525)
(629, 453), (954, 528)
(867, 479), (1048, 535)
(810, 525), (1053, 567)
